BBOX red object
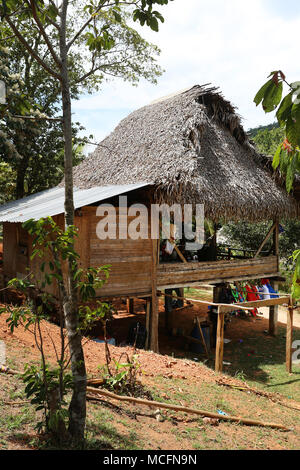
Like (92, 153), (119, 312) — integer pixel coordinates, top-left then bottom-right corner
(245, 284), (260, 317)
(282, 138), (293, 153)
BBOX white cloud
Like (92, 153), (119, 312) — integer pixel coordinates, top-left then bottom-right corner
(73, 0), (300, 141)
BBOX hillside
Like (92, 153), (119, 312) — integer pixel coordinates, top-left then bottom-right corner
(0, 299), (299, 451)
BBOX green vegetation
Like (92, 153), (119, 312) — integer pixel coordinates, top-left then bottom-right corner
(222, 122), (300, 295)
(254, 72), (300, 298)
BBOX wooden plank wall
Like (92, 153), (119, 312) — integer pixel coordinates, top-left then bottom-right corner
(88, 206), (153, 297)
(2, 208), (280, 300)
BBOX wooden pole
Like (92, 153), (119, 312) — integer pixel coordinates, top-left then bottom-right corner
(158, 291), (192, 305)
(158, 290), (290, 312)
(273, 219), (280, 258)
(254, 222), (276, 258)
(86, 386), (290, 430)
(269, 281), (279, 336)
(215, 307), (225, 373)
(145, 299), (151, 350)
(196, 316), (209, 359)
(286, 298), (294, 373)
(150, 239), (159, 353)
(126, 298), (134, 314)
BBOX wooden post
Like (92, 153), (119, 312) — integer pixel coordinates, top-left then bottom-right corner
(254, 222), (276, 258)
(273, 219), (280, 272)
(145, 299), (151, 350)
(127, 298), (134, 314)
(213, 284), (222, 303)
(215, 307), (225, 373)
(286, 298), (294, 373)
(273, 220), (279, 255)
(212, 224), (218, 261)
(196, 317), (209, 359)
(150, 239), (159, 353)
(269, 281), (279, 336)
(268, 219), (279, 336)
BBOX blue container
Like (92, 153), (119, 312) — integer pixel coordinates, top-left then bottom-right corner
(190, 323), (210, 354)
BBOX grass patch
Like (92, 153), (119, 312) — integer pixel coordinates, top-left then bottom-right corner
(210, 324), (300, 401)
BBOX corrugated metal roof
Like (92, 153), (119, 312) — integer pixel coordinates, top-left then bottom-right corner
(0, 183), (150, 223)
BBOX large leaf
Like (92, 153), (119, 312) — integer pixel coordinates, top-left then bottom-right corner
(286, 116), (299, 148)
(272, 143), (283, 170)
(276, 92), (293, 125)
(262, 81), (283, 113)
(286, 154), (297, 193)
(254, 79), (274, 106)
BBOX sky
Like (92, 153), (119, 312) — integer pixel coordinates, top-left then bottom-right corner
(72, 0), (300, 147)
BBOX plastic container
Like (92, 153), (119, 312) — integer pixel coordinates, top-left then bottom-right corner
(190, 322), (210, 354)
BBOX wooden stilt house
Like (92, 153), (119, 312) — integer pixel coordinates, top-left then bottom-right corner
(0, 85), (299, 356)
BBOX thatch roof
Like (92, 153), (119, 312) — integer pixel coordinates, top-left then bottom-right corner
(72, 85), (299, 222)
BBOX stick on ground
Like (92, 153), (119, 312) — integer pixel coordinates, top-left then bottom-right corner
(86, 386), (291, 431)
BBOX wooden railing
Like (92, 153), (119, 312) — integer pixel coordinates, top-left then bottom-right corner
(157, 255), (280, 289)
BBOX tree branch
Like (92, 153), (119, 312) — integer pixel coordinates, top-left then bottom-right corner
(66, 0), (138, 51)
(3, 16), (61, 80)
(27, 0), (62, 67)
(11, 115), (63, 121)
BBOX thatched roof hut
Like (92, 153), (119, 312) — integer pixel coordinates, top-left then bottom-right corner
(72, 85), (298, 222)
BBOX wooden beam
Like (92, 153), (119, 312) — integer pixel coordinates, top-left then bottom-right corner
(168, 239), (187, 263)
(235, 296), (290, 310)
(145, 299), (151, 350)
(157, 272), (282, 291)
(196, 316), (209, 359)
(254, 223), (276, 258)
(273, 220), (279, 257)
(286, 298), (294, 373)
(126, 298), (134, 314)
(150, 239), (159, 353)
(158, 290), (192, 305)
(215, 307), (225, 373)
(157, 290), (290, 313)
(269, 281), (279, 336)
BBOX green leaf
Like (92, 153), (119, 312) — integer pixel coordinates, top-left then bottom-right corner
(291, 103), (300, 146)
(286, 154), (297, 193)
(254, 79), (274, 106)
(286, 116), (298, 148)
(272, 143), (282, 170)
(262, 81), (283, 113)
(276, 92), (293, 125)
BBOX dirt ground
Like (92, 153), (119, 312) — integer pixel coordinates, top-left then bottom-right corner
(0, 298), (215, 381)
(0, 297), (297, 383)
(0, 297), (300, 450)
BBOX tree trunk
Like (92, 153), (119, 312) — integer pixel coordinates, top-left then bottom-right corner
(16, 153), (30, 199)
(59, 1), (86, 443)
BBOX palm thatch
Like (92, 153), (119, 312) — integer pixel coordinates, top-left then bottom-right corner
(72, 85), (299, 222)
